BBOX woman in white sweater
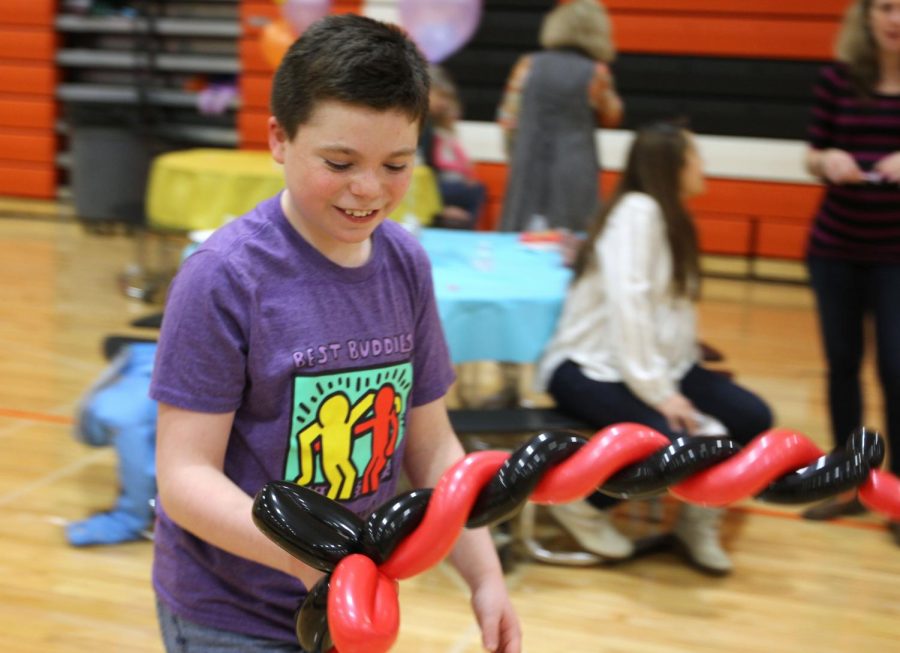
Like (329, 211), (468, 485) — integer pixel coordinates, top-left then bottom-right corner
(537, 122), (773, 574)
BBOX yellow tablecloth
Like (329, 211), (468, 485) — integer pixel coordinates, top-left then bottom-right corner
(146, 148), (442, 232)
(395, 165), (442, 227)
(147, 149), (284, 231)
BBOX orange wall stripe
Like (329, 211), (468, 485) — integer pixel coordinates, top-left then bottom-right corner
(240, 35), (272, 74)
(610, 14), (839, 60)
(0, 98), (56, 130)
(602, 0), (847, 17)
(567, 0), (847, 59)
(694, 214), (755, 256)
(689, 179), (823, 221)
(241, 74), (272, 110)
(0, 29), (56, 62)
(0, 162), (56, 199)
(470, 163), (820, 258)
(0, 0), (56, 201)
(0, 63), (57, 96)
(756, 222), (812, 259)
(331, 0), (363, 14)
(0, 0), (55, 27)
(475, 166), (822, 221)
(239, 109), (270, 149)
(0, 130), (56, 164)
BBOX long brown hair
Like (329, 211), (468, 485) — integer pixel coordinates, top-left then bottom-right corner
(836, 0), (879, 96)
(572, 122), (700, 298)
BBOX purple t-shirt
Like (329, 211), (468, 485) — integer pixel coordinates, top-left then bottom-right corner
(149, 194), (456, 642)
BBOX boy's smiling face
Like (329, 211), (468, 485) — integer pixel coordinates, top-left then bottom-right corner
(268, 100), (419, 266)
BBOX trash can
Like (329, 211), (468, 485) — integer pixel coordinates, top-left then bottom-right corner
(67, 104), (154, 226)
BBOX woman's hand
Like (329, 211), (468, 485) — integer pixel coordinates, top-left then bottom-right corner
(875, 152), (900, 183)
(656, 393), (699, 435)
(588, 63), (622, 128)
(817, 149), (864, 184)
(588, 63), (612, 98)
(470, 576), (522, 653)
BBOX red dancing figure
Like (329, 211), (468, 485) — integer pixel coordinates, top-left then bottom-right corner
(353, 385), (402, 494)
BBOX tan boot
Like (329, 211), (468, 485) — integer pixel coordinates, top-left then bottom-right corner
(674, 504), (733, 575)
(547, 500), (634, 560)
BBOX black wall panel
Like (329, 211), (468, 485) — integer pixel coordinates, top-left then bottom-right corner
(442, 0), (826, 140)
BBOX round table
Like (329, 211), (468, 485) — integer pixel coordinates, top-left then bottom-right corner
(420, 229), (572, 364)
(146, 148), (442, 232)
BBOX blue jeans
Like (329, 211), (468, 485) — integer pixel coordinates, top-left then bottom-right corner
(157, 599), (306, 653)
(547, 360), (773, 509)
(808, 256), (900, 475)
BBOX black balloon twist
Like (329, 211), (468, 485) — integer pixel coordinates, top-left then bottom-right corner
(253, 425), (898, 653)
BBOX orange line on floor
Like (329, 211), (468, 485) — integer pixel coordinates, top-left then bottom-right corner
(648, 494), (887, 531)
(655, 494), (887, 532)
(731, 503), (888, 532)
(0, 407), (74, 425)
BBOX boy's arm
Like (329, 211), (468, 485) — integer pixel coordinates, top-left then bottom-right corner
(155, 402), (323, 588)
(403, 398), (522, 653)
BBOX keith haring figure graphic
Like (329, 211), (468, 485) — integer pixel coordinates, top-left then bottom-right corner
(295, 390), (375, 500)
(353, 384), (404, 494)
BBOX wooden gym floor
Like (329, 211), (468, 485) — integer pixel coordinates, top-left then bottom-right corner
(0, 198), (897, 653)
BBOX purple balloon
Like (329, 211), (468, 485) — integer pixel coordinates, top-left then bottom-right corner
(398, 0), (483, 63)
(282, 0), (331, 36)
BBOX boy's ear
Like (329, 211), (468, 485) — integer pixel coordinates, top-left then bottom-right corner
(268, 117), (288, 163)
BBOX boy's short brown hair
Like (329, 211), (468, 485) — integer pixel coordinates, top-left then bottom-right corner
(271, 14), (430, 139)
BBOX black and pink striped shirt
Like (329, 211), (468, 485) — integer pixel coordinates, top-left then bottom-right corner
(807, 63), (900, 263)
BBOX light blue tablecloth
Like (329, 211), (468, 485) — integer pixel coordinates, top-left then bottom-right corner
(420, 229), (572, 364)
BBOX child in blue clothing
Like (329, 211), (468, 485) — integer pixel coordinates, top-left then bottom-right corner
(67, 341), (157, 546)
(148, 15), (520, 653)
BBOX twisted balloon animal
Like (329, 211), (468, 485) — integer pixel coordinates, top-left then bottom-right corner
(251, 424), (900, 653)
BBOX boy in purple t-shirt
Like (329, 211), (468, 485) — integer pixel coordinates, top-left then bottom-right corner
(149, 15), (521, 653)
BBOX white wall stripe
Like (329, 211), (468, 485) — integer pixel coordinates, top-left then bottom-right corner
(458, 122), (816, 184)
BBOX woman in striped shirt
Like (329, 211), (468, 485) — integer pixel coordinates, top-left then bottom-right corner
(802, 0), (900, 543)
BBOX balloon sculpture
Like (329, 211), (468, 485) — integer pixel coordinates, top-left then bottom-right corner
(259, 0), (332, 69)
(397, 0), (483, 63)
(258, 1), (483, 69)
(253, 424), (900, 653)
(282, 0), (331, 35)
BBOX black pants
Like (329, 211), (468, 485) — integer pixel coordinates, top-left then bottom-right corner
(808, 255), (900, 475)
(548, 360), (773, 509)
(433, 177), (486, 229)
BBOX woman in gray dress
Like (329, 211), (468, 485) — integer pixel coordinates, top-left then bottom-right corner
(497, 0), (622, 233)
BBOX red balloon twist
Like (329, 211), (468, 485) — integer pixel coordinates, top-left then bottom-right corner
(313, 424), (900, 652)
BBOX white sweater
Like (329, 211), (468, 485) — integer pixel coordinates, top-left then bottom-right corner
(537, 192), (698, 407)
